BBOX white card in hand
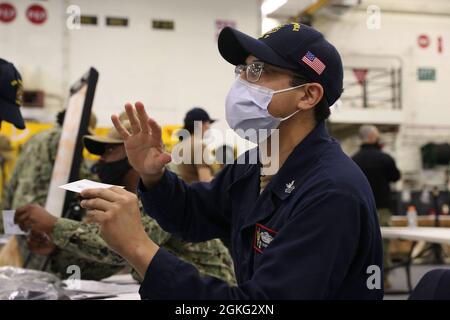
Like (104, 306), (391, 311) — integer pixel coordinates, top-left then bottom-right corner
(59, 179), (124, 193)
(2, 210), (27, 235)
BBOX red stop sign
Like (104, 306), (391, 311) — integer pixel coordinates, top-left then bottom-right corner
(418, 34), (430, 48)
(0, 2), (16, 23)
(26, 4), (47, 24)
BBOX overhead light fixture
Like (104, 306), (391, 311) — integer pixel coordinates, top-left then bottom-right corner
(261, 0), (288, 16)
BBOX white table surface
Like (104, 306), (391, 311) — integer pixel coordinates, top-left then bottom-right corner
(104, 292), (141, 300)
(381, 227), (450, 245)
(391, 215), (450, 221)
(64, 273), (140, 300)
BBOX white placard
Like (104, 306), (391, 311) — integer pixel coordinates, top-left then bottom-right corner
(59, 179), (124, 194)
(2, 210), (27, 235)
(45, 85), (87, 217)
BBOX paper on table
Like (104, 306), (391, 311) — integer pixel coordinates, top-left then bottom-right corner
(62, 279), (139, 296)
(2, 210), (27, 235)
(0, 234), (13, 244)
(103, 292), (140, 300)
(69, 293), (120, 300)
(101, 273), (139, 285)
(59, 179), (124, 193)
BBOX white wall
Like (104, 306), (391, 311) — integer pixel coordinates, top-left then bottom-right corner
(317, 3), (450, 126)
(0, 0), (261, 129)
(0, 0), (66, 118)
(314, 0), (450, 179)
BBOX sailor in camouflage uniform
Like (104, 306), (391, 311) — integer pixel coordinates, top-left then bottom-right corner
(2, 110), (97, 212)
(13, 121), (236, 285)
(0, 111), (97, 269)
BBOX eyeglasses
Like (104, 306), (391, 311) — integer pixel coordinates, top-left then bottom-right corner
(234, 61), (265, 83)
(234, 61), (304, 84)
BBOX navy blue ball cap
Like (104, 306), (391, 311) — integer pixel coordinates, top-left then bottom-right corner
(218, 23), (344, 106)
(0, 58), (25, 129)
(184, 107), (216, 126)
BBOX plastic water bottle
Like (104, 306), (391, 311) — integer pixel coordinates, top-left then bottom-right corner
(407, 205), (418, 227)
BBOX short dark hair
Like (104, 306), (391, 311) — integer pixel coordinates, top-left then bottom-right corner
(290, 73), (330, 123)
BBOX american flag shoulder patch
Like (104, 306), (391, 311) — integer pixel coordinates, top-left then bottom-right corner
(301, 51), (326, 75)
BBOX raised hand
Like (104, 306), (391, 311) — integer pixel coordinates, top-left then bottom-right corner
(111, 102), (171, 187)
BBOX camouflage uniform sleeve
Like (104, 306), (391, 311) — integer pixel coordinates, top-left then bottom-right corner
(140, 211), (172, 246)
(127, 218), (236, 285)
(52, 206), (236, 285)
(51, 203), (171, 266)
(163, 237), (237, 286)
(49, 248), (124, 281)
(2, 145), (25, 210)
(3, 129), (59, 210)
(129, 238), (238, 286)
(51, 217), (126, 266)
(1, 142), (46, 245)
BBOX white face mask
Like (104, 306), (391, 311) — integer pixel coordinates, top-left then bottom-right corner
(225, 77), (304, 143)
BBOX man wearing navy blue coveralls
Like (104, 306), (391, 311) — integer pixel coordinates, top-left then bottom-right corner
(81, 23), (384, 300)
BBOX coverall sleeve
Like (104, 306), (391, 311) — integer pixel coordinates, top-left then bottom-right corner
(138, 166), (234, 243)
(139, 190), (363, 299)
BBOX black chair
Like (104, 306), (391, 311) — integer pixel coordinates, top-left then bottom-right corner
(409, 269), (450, 300)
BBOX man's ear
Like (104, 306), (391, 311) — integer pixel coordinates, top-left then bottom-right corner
(296, 83), (324, 111)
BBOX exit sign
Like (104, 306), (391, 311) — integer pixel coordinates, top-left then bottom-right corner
(418, 68), (436, 81)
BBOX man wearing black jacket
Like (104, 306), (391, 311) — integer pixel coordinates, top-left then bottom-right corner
(352, 125), (401, 288)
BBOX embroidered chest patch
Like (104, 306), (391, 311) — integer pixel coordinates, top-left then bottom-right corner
(254, 223), (278, 253)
